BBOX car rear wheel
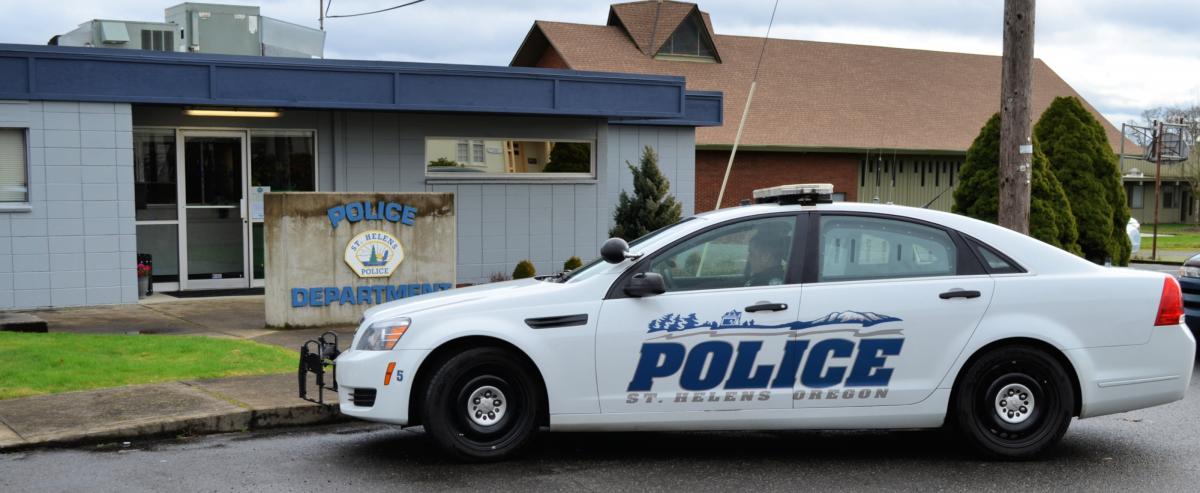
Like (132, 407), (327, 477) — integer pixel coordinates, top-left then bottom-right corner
(952, 345), (1074, 459)
(421, 347), (540, 461)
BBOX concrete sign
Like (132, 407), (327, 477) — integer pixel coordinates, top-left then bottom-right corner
(264, 193), (455, 327)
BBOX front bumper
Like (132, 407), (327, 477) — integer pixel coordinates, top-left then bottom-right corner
(1067, 323), (1196, 418)
(335, 348), (430, 425)
(1179, 275), (1200, 334)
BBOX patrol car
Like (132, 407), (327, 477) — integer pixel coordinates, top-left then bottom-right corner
(335, 184), (1195, 461)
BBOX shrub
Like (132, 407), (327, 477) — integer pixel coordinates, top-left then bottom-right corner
(512, 260), (536, 279)
(1034, 96), (1130, 265)
(489, 271), (511, 283)
(609, 146), (682, 241)
(428, 157), (460, 168)
(543, 142), (591, 173)
(953, 113), (1082, 254)
(564, 256), (583, 271)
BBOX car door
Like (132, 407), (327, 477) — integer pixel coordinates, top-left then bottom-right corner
(595, 214), (806, 413)
(790, 212), (994, 408)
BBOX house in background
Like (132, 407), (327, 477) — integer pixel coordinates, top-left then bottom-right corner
(511, 0), (1130, 212)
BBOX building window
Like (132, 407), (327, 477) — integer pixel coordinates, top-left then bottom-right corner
(656, 15), (716, 60)
(0, 128), (29, 205)
(472, 140), (485, 163)
(1163, 185), (1175, 209)
(427, 138), (593, 177)
(1128, 184), (1144, 209)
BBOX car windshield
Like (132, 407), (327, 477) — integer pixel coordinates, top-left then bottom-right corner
(561, 217), (697, 283)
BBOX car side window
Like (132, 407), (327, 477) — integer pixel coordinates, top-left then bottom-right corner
(646, 216), (796, 292)
(819, 215), (956, 282)
(970, 239), (1024, 274)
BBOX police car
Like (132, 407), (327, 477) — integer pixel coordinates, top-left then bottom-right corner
(335, 184), (1195, 461)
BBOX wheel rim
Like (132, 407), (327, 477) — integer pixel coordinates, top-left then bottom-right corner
(452, 373), (521, 442)
(993, 382), (1036, 424)
(976, 368), (1052, 445)
(466, 385), (507, 427)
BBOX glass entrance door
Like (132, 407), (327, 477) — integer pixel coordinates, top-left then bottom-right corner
(247, 130), (317, 287)
(179, 131), (248, 290)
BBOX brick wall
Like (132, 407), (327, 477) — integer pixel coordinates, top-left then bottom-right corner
(695, 150), (858, 210)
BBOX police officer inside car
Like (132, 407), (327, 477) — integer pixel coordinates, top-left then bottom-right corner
(744, 230), (788, 287)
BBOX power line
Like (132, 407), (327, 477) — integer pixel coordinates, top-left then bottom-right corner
(327, 0), (428, 19)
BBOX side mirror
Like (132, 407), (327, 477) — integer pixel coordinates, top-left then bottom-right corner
(600, 237), (631, 264)
(625, 272), (667, 297)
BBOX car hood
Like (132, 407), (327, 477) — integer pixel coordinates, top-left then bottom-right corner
(361, 278), (549, 322)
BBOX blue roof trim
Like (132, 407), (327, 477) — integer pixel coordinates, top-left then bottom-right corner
(612, 90), (722, 127)
(0, 44), (710, 121)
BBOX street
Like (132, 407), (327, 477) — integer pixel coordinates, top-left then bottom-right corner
(3, 361), (1198, 492)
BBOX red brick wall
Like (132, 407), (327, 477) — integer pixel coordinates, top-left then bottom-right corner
(695, 150), (859, 211)
(534, 46), (570, 69)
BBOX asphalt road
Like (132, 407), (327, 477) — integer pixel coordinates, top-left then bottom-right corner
(3, 361), (1199, 493)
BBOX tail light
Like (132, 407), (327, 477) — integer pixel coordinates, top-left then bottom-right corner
(1155, 276), (1184, 326)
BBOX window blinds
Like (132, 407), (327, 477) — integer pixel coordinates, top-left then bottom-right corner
(0, 129), (27, 202)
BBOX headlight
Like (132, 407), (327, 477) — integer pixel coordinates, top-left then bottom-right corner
(356, 317), (411, 351)
(1181, 266), (1200, 278)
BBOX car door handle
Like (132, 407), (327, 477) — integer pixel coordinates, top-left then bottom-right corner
(745, 302), (788, 312)
(939, 289), (981, 300)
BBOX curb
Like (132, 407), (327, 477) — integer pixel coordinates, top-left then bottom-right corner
(0, 403), (347, 453)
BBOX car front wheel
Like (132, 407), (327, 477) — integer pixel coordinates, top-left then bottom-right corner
(421, 347), (540, 461)
(952, 345), (1075, 459)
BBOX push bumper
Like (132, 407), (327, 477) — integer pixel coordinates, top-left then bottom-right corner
(1068, 323), (1196, 418)
(335, 348), (429, 425)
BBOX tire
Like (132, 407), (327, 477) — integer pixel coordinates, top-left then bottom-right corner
(952, 345), (1075, 459)
(421, 347), (541, 461)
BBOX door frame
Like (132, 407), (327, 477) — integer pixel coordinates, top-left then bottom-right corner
(177, 129), (250, 290)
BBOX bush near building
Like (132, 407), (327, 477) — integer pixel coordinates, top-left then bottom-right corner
(610, 146), (682, 241)
(1035, 96), (1131, 265)
(564, 256), (583, 271)
(513, 260), (537, 279)
(953, 113), (1083, 254)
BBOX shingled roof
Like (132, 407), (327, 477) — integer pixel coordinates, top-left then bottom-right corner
(512, 1), (1127, 153)
(606, 0), (719, 60)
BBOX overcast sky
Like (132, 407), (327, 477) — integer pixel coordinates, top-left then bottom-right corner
(3, 0), (1197, 126)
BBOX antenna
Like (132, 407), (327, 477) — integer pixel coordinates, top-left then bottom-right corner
(713, 0), (780, 210)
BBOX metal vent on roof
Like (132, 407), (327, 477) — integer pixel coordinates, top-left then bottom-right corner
(140, 30), (174, 52)
(99, 21), (130, 44)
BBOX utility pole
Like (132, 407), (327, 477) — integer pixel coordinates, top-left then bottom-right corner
(1152, 120), (1163, 259)
(999, 0), (1035, 234)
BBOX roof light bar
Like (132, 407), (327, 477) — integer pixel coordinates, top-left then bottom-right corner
(753, 183), (835, 206)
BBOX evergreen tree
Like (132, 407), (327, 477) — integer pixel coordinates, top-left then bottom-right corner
(953, 113), (1082, 254)
(1035, 96), (1131, 265)
(543, 142), (591, 173)
(610, 146), (683, 241)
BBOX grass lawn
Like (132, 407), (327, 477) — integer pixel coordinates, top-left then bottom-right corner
(0, 332), (296, 400)
(1139, 223), (1200, 251)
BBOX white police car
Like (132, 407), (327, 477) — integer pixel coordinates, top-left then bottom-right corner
(336, 184), (1195, 461)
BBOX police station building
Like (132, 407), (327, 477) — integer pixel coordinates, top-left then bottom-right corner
(0, 44), (720, 310)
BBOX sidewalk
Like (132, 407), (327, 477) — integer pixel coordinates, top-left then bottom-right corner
(0, 296), (357, 451)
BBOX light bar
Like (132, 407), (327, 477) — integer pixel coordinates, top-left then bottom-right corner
(753, 183), (835, 205)
(184, 108), (281, 118)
